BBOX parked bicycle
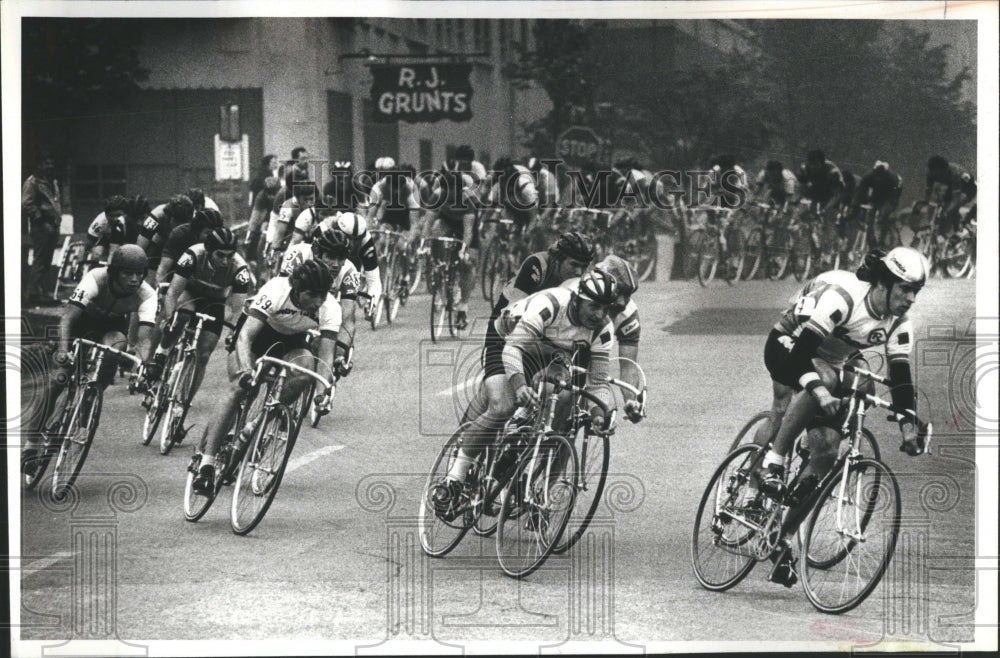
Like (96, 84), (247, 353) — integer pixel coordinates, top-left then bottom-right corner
(692, 363), (930, 614)
(24, 338), (142, 499)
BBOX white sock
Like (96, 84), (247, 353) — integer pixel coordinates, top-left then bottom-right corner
(201, 455), (216, 469)
(446, 450), (475, 482)
(762, 450), (784, 469)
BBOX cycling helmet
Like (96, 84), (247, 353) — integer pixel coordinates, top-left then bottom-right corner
(289, 258), (333, 295)
(192, 208), (224, 232)
(927, 155), (948, 171)
(108, 244), (148, 273)
(186, 188), (206, 210)
(104, 195), (129, 215)
(332, 160), (353, 171)
(873, 160), (889, 172)
(576, 270), (618, 305)
(549, 231), (596, 263)
(166, 195), (195, 224)
(527, 157), (542, 172)
(204, 227), (238, 253)
(313, 226), (351, 258)
(765, 160), (783, 172)
(881, 247), (929, 287)
(806, 149), (826, 164)
(375, 157), (396, 170)
(596, 254), (638, 297)
(125, 195), (151, 221)
(336, 211), (366, 238)
(470, 160), (487, 183)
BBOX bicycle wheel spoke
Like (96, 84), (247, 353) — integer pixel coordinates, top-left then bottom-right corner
(231, 405), (296, 535)
(417, 428), (476, 557)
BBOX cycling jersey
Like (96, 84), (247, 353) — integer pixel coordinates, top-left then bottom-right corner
(68, 267), (157, 324)
(488, 165), (539, 213)
(496, 251), (562, 314)
(138, 203), (174, 244)
(316, 215), (380, 273)
(88, 212), (139, 247)
(162, 223), (203, 261)
(535, 166), (560, 208)
(497, 286), (615, 394)
(247, 275), (342, 336)
(755, 168), (798, 202)
(854, 169), (903, 206)
(796, 160), (845, 204)
(926, 163), (976, 201)
(774, 269), (912, 367)
(368, 176), (420, 230)
(430, 171), (479, 222)
(174, 244), (252, 301)
(291, 206), (321, 237)
(561, 276), (640, 347)
(279, 243), (362, 302)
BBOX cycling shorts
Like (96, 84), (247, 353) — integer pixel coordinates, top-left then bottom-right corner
(227, 312), (311, 359)
(175, 296), (227, 337)
(764, 328), (873, 399)
(72, 313), (130, 342)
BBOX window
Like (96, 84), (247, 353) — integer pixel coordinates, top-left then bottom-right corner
(456, 20), (466, 51)
(72, 164), (127, 202)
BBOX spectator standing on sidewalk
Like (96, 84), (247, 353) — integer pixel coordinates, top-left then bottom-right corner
(22, 153), (62, 306)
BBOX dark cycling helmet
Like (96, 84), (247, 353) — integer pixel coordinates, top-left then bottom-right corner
(192, 208), (224, 232)
(596, 254), (638, 297)
(927, 155), (948, 171)
(313, 226), (351, 258)
(204, 227), (238, 253)
(166, 195), (195, 224)
(108, 244), (148, 273)
(187, 188), (206, 210)
(289, 258), (333, 295)
(126, 195), (151, 221)
(765, 160), (783, 172)
(806, 149), (826, 164)
(455, 144), (476, 162)
(549, 231), (595, 263)
(104, 195), (129, 215)
(576, 270), (618, 305)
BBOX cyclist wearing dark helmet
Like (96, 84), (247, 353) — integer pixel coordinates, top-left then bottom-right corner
(754, 160), (799, 213)
(136, 194), (196, 263)
(432, 269), (619, 515)
(924, 155), (977, 235)
(146, 227), (252, 411)
(186, 187), (219, 213)
(795, 149), (845, 214)
(154, 207), (226, 286)
(751, 246), (932, 586)
(85, 195), (134, 263)
(194, 258), (342, 494)
(22, 244), (157, 473)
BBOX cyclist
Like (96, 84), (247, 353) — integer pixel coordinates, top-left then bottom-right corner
(488, 157), (540, 251)
(754, 160), (799, 214)
(424, 158), (481, 330)
(709, 154), (751, 209)
(463, 232), (595, 423)
(22, 245), (157, 472)
(243, 176), (282, 266)
(186, 187), (220, 213)
(754, 246), (931, 585)
(795, 149), (845, 217)
(924, 155), (976, 236)
(85, 195), (134, 263)
(365, 158), (422, 289)
(433, 270), (620, 514)
(279, 226), (360, 377)
(304, 211), (382, 319)
(267, 176), (318, 255)
(323, 160), (363, 216)
(851, 161), (903, 248)
(192, 259), (343, 494)
(136, 194), (196, 273)
(561, 254), (645, 423)
(145, 228), (252, 412)
(154, 208), (226, 287)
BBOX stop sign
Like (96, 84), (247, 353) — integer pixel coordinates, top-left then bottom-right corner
(556, 126), (609, 167)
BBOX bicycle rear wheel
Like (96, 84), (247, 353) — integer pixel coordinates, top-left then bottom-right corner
(481, 240), (507, 307)
(496, 434), (577, 579)
(160, 355), (196, 455)
(790, 229), (812, 282)
(741, 229), (763, 280)
(691, 444), (761, 591)
(552, 425), (609, 555)
(429, 272), (447, 343)
(696, 235), (718, 286)
(231, 404), (296, 535)
(51, 385), (103, 499)
(767, 230), (792, 280)
(801, 457), (900, 614)
(723, 226), (745, 285)
(418, 426), (476, 557)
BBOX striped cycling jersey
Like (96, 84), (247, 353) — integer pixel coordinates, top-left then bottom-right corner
(279, 243), (362, 302)
(173, 243), (252, 302)
(247, 276), (342, 336)
(775, 269), (913, 366)
(68, 268), (157, 324)
(561, 276), (640, 347)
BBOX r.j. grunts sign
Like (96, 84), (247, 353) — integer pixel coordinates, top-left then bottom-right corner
(370, 64), (473, 123)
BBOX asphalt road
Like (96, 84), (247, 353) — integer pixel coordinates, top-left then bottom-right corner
(16, 273), (981, 652)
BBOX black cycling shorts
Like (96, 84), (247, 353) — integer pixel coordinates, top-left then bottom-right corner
(227, 312), (311, 359)
(764, 328), (802, 390)
(72, 313), (130, 342)
(176, 299), (226, 337)
(381, 208), (411, 232)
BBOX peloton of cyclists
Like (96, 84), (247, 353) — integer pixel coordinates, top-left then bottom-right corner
(924, 155), (977, 236)
(850, 161), (903, 249)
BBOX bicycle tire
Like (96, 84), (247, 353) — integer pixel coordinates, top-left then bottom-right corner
(767, 229), (792, 280)
(552, 425), (610, 555)
(741, 229), (763, 281)
(684, 229), (706, 280)
(728, 410), (771, 453)
(24, 386), (72, 489)
(801, 457), (900, 614)
(696, 233), (718, 286)
(691, 444), (762, 591)
(790, 228), (812, 282)
(160, 354), (197, 455)
(496, 434), (577, 579)
(429, 271), (443, 343)
(943, 235), (973, 278)
(183, 449), (219, 522)
(632, 221), (658, 282)
(51, 385), (103, 499)
(483, 240), (507, 307)
(231, 403), (297, 535)
(723, 225), (745, 285)
(417, 425), (476, 557)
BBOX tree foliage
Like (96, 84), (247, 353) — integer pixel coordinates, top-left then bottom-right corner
(23, 18), (150, 121)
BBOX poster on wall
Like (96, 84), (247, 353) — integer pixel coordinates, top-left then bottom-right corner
(370, 63), (474, 123)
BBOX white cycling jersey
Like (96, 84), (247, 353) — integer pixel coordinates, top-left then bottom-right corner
(69, 268), (157, 324)
(247, 276), (342, 336)
(279, 243), (362, 302)
(775, 269), (913, 367)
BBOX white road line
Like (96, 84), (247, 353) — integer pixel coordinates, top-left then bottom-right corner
(285, 445), (345, 473)
(21, 552), (73, 577)
(436, 374), (482, 397)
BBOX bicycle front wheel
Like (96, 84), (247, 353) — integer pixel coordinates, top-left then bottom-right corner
(790, 230), (812, 282)
(160, 355), (197, 455)
(741, 229), (763, 281)
(723, 226), (745, 285)
(231, 404), (297, 535)
(24, 386), (72, 489)
(496, 434), (577, 579)
(696, 234), (718, 286)
(417, 426), (476, 557)
(767, 229), (792, 280)
(691, 444), (761, 591)
(51, 385), (103, 499)
(429, 273), (448, 343)
(552, 426), (609, 555)
(801, 457), (900, 614)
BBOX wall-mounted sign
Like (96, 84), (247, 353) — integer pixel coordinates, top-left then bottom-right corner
(370, 63), (473, 123)
(214, 134), (249, 181)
